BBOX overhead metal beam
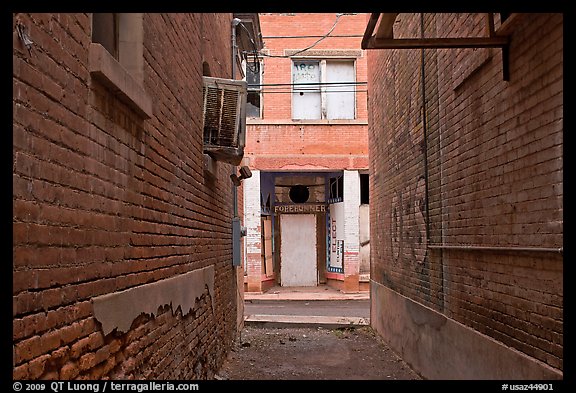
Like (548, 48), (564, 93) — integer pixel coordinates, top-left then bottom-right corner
(374, 12), (398, 39)
(362, 13), (514, 80)
(366, 36), (509, 50)
(361, 13), (381, 50)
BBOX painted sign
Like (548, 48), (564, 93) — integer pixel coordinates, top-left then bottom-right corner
(336, 240), (344, 267)
(274, 204), (326, 214)
(329, 202), (345, 270)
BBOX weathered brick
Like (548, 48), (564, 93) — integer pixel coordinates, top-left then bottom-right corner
(13, 363), (30, 380)
(49, 345), (70, 366)
(28, 354), (51, 379)
(14, 12), (241, 380)
(14, 335), (42, 365)
(78, 352), (96, 371)
(59, 361), (80, 379)
(369, 12), (563, 376)
(39, 370), (60, 380)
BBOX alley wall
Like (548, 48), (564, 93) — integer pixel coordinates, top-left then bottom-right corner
(368, 13), (563, 379)
(13, 13), (240, 379)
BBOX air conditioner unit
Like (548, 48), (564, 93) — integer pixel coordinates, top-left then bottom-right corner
(202, 76), (247, 166)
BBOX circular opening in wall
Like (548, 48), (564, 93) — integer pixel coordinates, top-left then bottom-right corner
(289, 185), (310, 203)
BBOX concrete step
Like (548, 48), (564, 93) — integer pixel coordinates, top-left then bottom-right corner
(244, 314), (370, 329)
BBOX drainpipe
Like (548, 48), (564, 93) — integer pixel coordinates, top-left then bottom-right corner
(231, 17), (241, 217)
(231, 17), (243, 335)
(420, 13), (430, 242)
(420, 13), (444, 311)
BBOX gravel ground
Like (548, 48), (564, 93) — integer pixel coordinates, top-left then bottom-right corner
(216, 325), (421, 380)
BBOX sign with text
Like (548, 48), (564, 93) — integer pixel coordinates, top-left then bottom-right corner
(329, 202), (345, 269)
(274, 204), (326, 214)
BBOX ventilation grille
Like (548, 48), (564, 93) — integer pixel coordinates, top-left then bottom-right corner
(202, 77), (247, 149)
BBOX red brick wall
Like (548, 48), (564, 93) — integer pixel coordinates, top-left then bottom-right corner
(13, 13), (239, 379)
(369, 13), (563, 371)
(246, 13), (368, 171)
(246, 123), (368, 170)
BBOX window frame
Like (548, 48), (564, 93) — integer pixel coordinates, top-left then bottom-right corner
(243, 57), (263, 119)
(92, 13), (119, 60)
(291, 58), (357, 121)
(89, 13), (152, 119)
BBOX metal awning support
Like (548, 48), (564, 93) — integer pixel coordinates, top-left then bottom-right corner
(367, 36), (508, 49)
(428, 244), (563, 255)
(362, 13), (521, 81)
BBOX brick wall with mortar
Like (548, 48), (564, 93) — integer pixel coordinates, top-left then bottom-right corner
(13, 13), (242, 379)
(368, 13), (563, 376)
(246, 123), (368, 170)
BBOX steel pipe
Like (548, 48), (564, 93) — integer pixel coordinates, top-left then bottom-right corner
(427, 244), (563, 254)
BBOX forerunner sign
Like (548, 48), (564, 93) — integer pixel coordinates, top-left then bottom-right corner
(274, 204), (326, 213)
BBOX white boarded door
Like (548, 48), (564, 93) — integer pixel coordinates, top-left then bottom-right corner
(280, 214), (317, 286)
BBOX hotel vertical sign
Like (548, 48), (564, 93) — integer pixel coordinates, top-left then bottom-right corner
(329, 202), (345, 271)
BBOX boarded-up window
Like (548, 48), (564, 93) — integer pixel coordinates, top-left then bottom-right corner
(292, 60), (321, 119)
(292, 59), (355, 120)
(325, 61), (355, 120)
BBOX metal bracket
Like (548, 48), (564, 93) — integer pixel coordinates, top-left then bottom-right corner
(362, 13), (515, 81)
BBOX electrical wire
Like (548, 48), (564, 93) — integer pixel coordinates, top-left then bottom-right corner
(260, 13), (349, 59)
(237, 21), (260, 75)
(249, 82), (367, 87)
(248, 81), (367, 94)
(241, 14), (358, 78)
(262, 34), (363, 39)
(258, 90), (367, 94)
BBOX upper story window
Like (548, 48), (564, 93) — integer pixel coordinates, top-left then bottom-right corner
(89, 13), (152, 118)
(245, 59), (262, 118)
(292, 59), (355, 120)
(91, 13), (145, 84)
(92, 13), (119, 59)
(328, 174), (344, 203)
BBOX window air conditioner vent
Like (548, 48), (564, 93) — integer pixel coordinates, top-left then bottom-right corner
(202, 77), (247, 165)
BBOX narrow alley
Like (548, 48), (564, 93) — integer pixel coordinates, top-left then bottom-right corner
(218, 285), (419, 380)
(217, 326), (420, 380)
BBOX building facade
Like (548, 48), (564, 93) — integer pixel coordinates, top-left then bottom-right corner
(365, 13), (563, 379)
(13, 13), (261, 379)
(242, 13), (370, 293)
